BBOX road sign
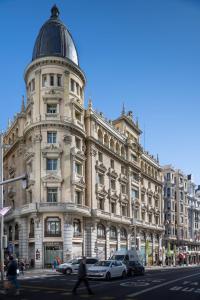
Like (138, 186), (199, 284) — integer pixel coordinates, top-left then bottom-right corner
(0, 206), (11, 216)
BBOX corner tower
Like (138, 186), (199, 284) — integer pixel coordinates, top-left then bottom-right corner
(4, 6), (88, 268)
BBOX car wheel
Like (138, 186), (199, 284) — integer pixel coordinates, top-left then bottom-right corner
(65, 268), (72, 275)
(106, 272), (111, 281)
(122, 271), (126, 279)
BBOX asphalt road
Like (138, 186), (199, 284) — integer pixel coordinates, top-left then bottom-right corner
(1, 267), (200, 300)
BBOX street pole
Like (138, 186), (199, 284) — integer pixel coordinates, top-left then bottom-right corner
(0, 133), (4, 281)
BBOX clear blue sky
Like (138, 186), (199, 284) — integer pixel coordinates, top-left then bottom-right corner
(0, 0), (200, 183)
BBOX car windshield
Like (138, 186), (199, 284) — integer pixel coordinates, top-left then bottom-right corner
(112, 255), (124, 261)
(65, 259), (81, 264)
(94, 261), (111, 267)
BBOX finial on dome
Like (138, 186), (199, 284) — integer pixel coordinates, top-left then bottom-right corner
(51, 5), (60, 19)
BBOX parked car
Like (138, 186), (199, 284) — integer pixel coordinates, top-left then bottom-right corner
(56, 258), (98, 275)
(87, 260), (127, 280)
(127, 261), (145, 276)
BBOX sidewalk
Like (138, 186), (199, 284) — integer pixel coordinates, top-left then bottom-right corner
(24, 264), (200, 275)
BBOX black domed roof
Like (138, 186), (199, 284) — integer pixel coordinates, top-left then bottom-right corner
(32, 5), (79, 65)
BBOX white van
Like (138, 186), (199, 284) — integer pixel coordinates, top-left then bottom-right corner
(111, 249), (140, 263)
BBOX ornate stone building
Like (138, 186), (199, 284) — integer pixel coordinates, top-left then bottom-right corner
(3, 6), (163, 268)
(163, 166), (200, 265)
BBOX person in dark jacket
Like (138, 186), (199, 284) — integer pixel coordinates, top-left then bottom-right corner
(6, 256), (20, 295)
(72, 257), (94, 295)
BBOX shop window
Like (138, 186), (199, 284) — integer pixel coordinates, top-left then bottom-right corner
(73, 219), (82, 237)
(45, 217), (61, 237)
(47, 188), (58, 202)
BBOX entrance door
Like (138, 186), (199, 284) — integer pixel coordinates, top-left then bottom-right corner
(44, 244), (63, 267)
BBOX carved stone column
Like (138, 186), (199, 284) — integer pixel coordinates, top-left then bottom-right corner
(18, 218), (28, 260)
(34, 215), (43, 268)
(63, 214), (73, 261)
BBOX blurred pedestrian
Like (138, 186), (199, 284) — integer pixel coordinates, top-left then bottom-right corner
(19, 259), (25, 275)
(72, 256), (94, 295)
(4, 255), (20, 295)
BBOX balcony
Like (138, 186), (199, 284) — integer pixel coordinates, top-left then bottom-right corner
(44, 231), (61, 237)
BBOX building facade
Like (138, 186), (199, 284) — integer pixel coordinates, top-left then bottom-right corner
(163, 166), (200, 265)
(3, 6), (164, 268)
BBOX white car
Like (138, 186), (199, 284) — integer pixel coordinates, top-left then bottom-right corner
(88, 260), (127, 280)
(56, 258), (98, 275)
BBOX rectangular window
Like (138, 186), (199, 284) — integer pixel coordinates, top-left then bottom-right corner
(131, 154), (137, 162)
(111, 179), (116, 190)
(50, 74), (54, 86)
(98, 198), (104, 210)
(75, 191), (82, 205)
(32, 79), (35, 91)
(75, 137), (81, 149)
(76, 82), (79, 95)
(57, 74), (62, 86)
(122, 205), (127, 216)
(75, 162), (82, 175)
(71, 79), (75, 92)
(47, 104), (57, 114)
(111, 202), (116, 214)
(98, 173), (104, 185)
(131, 189), (139, 200)
(141, 193), (145, 202)
(98, 152), (103, 162)
(75, 110), (81, 121)
(47, 159), (57, 171)
(121, 184), (127, 194)
(42, 74), (48, 87)
(47, 188), (58, 202)
(110, 159), (114, 169)
(47, 132), (57, 144)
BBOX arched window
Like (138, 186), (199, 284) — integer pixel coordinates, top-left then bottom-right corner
(120, 228), (127, 240)
(97, 224), (106, 238)
(29, 218), (34, 238)
(73, 219), (82, 237)
(110, 226), (117, 240)
(98, 129), (103, 143)
(45, 217), (61, 237)
(9, 226), (12, 241)
(110, 138), (115, 151)
(14, 223), (19, 240)
(104, 134), (109, 147)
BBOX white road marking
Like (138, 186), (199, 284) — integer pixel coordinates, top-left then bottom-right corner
(128, 272), (200, 297)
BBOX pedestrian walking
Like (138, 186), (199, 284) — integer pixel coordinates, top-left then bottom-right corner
(72, 256), (94, 296)
(4, 255), (20, 295)
(19, 259), (25, 275)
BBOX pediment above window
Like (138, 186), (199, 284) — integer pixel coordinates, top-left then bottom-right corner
(42, 174), (63, 183)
